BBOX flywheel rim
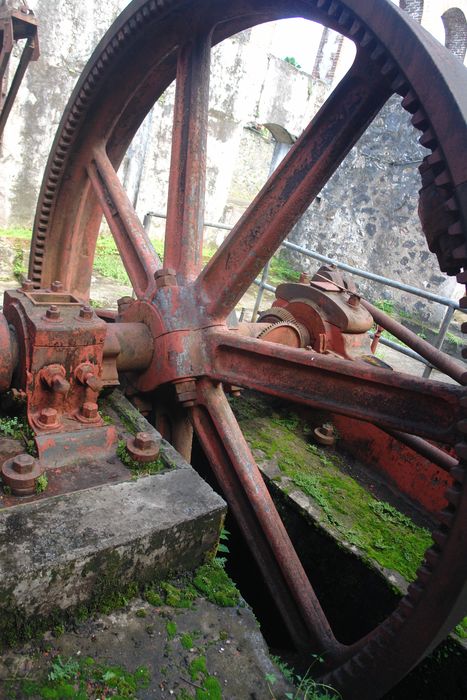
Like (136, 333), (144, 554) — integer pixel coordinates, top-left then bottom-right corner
(26, 1), (467, 697)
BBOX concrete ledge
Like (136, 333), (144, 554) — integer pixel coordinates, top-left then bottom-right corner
(0, 468), (226, 634)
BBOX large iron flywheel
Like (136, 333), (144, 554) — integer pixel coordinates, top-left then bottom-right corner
(24, 0), (467, 697)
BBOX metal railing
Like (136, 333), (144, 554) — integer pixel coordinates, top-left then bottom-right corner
(144, 211), (465, 379)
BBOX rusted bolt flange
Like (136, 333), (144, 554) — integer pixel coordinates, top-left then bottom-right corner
(126, 431), (161, 463)
(44, 304), (61, 321)
(77, 401), (100, 423)
(174, 379), (197, 407)
(154, 268), (177, 289)
(40, 364), (70, 395)
(21, 278), (34, 291)
(36, 407), (60, 429)
(78, 304), (93, 320)
(1, 453), (44, 496)
(314, 423), (336, 446)
(51, 280), (63, 292)
(117, 296), (134, 316)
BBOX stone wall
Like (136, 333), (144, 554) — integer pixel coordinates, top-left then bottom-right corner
(1, 0), (466, 322)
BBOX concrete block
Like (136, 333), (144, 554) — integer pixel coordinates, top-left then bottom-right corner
(0, 467), (226, 636)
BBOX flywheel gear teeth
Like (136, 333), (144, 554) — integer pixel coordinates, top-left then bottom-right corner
(256, 320), (311, 348)
(257, 307), (296, 323)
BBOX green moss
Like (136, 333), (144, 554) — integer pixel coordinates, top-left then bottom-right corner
(162, 581), (197, 608)
(145, 589), (163, 607)
(8, 654), (150, 699)
(0, 554), (239, 650)
(455, 616), (467, 639)
(193, 559), (240, 607)
(166, 620), (177, 639)
(232, 396), (432, 582)
(135, 609), (147, 618)
(181, 632), (194, 649)
(35, 473), (48, 494)
(189, 655), (208, 681)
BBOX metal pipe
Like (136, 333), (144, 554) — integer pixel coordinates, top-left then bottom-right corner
(362, 299), (467, 385)
(423, 305), (455, 379)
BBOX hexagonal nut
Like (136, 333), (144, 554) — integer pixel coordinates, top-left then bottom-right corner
(314, 423), (336, 446)
(38, 407), (59, 427)
(51, 280), (63, 292)
(45, 305), (61, 321)
(80, 402), (99, 420)
(79, 305), (93, 320)
(12, 453), (35, 474)
(154, 268), (177, 289)
(1, 454), (44, 496)
(126, 432), (161, 463)
(22, 278), (35, 291)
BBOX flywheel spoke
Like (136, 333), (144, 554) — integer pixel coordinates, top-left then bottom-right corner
(87, 144), (161, 299)
(191, 377), (344, 659)
(206, 330), (464, 444)
(164, 30), (212, 282)
(196, 52), (393, 321)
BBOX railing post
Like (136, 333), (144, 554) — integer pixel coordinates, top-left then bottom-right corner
(422, 305), (455, 378)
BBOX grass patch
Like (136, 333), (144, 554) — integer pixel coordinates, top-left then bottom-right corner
(0, 227), (32, 239)
(268, 254), (300, 285)
(7, 654), (150, 699)
(455, 616), (467, 639)
(232, 396), (432, 581)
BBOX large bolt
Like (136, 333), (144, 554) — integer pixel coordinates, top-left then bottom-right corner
(126, 431), (161, 463)
(46, 304), (60, 320)
(1, 453), (43, 497)
(134, 432), (154, 450)
(347, 294), (360, 308)
(12, 454), (35, 474)
(79, 305), (93, 320)
(51, 280), (63, 292)
(174, 379), (197, 407)
(81, 402), (99, 420)
(314, 423), (336, 446)
(22, 278), (34, 291)
(154, 268), (177, 289)
(38, 407), (59, 426)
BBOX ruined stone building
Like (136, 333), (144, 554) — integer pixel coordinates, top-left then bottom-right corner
(1, 0), (466, 317)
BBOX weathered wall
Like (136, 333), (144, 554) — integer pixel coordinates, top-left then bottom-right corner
(284, 96), (452, 318)
(1, 0), (466, 321)
(1, 0), (128, 227)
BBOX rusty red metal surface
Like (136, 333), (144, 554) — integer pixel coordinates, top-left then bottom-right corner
(0, 1), (466, 698)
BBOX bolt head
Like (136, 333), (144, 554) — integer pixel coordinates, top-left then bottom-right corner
(79, 305), (93, 320)
(22, 278), (34, 291)
(347, 294), (360, 308)
(134, 432), (155, 451)
(39, 407), (58, 426)
(46, 304), (60, 320)
(154, 268), (177, 289)
(81, 402), (98, 420)
(154, 268), (176, 279)
(12, 453), (35, 474)
(51, 280), (63, 292)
